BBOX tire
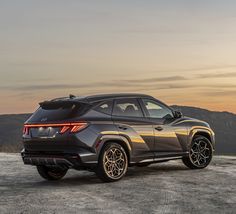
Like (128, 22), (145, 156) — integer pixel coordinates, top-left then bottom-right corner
(182, 135), (213, 169)
(96, 143), (128, 182)
(37, 166), (68, 181)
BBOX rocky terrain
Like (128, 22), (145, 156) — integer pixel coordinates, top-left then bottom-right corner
(0, 154), (235, 214)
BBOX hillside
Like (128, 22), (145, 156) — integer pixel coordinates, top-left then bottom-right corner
(0, 106), (235, 154)
(0, 114), (31, 152)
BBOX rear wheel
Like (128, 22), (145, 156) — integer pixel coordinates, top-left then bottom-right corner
(37, 166), (68, 181)
(183, 135), (213, 169)
(96, 143), (128, 182)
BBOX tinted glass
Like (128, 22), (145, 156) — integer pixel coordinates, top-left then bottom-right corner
(94, 100), (113, 115)
(142, 99), (174, 119)
(113, 99), (143, 117)
(28, 103), (88, 122)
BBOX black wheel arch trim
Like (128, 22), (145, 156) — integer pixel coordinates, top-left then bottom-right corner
(189, 127), (215, 150)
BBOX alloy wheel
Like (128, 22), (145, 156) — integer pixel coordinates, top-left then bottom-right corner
(103, 147), (127, 179)
(190, 139), (211, 167)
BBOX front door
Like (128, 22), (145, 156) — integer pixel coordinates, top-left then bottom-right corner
(140, 98), (183, 154)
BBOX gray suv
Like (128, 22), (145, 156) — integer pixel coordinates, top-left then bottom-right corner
(22, 93), (215, 182)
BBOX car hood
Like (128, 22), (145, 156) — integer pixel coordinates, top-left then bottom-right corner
(173, 116), (211, 128)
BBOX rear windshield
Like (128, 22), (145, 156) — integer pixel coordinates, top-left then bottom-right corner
(27, 102), (89, 123)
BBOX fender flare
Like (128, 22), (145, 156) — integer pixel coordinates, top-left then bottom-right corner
(96, 134), (132, 159)
(188, 127), (215, 149)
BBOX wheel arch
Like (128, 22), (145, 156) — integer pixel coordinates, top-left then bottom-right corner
(98, 135), (132, 164)
(194, 131), (211, 142)
(189, 128), (215, 150)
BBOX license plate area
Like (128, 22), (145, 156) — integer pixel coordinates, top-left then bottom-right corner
(31, 127), (59, 138)
(38, 127), (50, 137)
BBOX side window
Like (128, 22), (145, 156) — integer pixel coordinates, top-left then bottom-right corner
(142, 99), (174, 119)
(94, 100), (113, 115)
(113, 99), (143, 117)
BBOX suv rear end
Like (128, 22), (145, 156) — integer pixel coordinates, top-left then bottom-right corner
(21, 98), (98, 171)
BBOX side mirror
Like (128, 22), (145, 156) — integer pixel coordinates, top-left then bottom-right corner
(174, 110), (183, 118)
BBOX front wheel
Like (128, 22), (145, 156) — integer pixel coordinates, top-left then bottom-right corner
(182, 135), (213, 169)
(37, 166), (68, 181)
(96, 143), (128, 182)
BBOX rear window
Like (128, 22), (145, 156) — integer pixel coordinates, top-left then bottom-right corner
(27, 102), (89, 123)
(113, 98), (143, 117)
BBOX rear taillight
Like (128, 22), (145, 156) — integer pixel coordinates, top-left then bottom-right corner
(60, 123), (88, 134)
(23, 122), (88, 135)
(23, 126), (29, 135)
(60, 126), (70, 134)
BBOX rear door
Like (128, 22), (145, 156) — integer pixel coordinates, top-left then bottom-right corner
(112, 98), (155, 159)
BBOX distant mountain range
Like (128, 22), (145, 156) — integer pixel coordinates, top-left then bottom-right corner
(0, 106), (235, 154)
(0, 114), (30, 152)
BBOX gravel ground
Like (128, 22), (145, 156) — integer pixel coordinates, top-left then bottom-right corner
(0, 153), (235, 214)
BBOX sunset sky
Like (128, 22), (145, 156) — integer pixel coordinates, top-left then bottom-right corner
(1, 0), (236, 114)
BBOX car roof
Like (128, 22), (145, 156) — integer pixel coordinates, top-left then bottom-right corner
(83, 93), (154, 102)
(51, 93), (154, 103)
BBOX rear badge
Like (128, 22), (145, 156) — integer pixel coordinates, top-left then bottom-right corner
(41, 118), (48, 122)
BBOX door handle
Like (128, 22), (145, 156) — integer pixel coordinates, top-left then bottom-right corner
(155, 126), (163, 131)
(118, 126), (128, 130)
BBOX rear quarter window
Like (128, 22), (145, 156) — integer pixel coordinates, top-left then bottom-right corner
(93, 100), (113, 115)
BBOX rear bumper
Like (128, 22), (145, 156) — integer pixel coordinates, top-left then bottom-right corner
(21, 150), (98, 169)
